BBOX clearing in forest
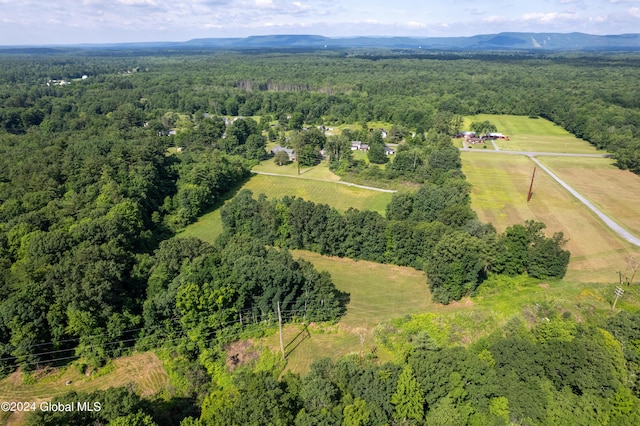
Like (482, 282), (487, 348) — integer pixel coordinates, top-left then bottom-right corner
(178, 173), (393, 244)
(259, 250), (625, 375)
(261, 250), (448, 374)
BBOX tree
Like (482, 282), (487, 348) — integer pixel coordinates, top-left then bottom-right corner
(391, 365), (425, 423)
(197, 116), (225, 143)
(274, 150), (290, 166)
(425, 230), (487, 304)
(470, 120), (498, 136)
(289, 112), (304, 130)
(343, 398), (371, 426)
(367, 143), (388, 164)
(325, 135), (352, 166)
(298, 144), (319, 167)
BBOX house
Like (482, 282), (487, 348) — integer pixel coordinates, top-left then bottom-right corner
(468, 137), (484, 144)
(351, 141), (370, 151)
(384, 146), (395, 155)
(272, 145), (296, 161)
(380, 129), (388, 139)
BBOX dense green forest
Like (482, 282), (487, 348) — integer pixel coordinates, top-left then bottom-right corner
(0, 48), (638, 424)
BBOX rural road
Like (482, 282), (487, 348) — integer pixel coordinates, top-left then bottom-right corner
(462, 147), (640, 248)
(254, 149), (640, 247)
(528, 157), (640, 247)
(251, 171), (397, 193)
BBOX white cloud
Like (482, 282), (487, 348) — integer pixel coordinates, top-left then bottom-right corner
(406, 21), (427, 28)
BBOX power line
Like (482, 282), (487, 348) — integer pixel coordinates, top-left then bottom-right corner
(0, 303), (338, 366)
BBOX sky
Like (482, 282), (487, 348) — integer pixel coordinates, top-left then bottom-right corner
(1, 0), (640, 45)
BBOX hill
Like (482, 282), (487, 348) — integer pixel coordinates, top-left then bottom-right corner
(4, 32), (640, 51)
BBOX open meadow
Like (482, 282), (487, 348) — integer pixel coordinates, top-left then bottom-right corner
(178, 172), (393, 244)
(462, 152), (640, 283)
(257, 250), (630, 375)
(464, 114), (602, 154)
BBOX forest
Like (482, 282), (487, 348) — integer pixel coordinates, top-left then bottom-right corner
(0, 48), (638, 424)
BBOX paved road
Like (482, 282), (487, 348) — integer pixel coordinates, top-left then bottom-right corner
(251, 171), (398, 193)
(528, 157), (640, 247)
(462, 147), (640, 247)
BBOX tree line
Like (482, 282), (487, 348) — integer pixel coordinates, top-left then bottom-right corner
(220, 188), (569, 304)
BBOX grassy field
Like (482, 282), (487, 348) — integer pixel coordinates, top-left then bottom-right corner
(260, 250), (451, 374)
(461, 152), (640, 283)
(178, 173), (393, 244)
(257, 250), (631, 375)
(253, 156), (340, 181)
(0, 352), (168, 425)
(538, 156), (640, 237)
(464, 114), (603, 154)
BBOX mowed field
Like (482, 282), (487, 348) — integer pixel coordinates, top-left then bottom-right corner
(464, 114), (602, 154)
(0, 352), (168, 425)
(261, 250), (457, 374)
(178, 173), (393, 244)
(462, 152), (640, 282)
(538, 156), (640, 238)
(258, 249), (627, 375)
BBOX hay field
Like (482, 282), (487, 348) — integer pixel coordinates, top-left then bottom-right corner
(538, 156), (640, 237)
(178, 173), (393, 244)
(462, 152), (639, 282)
(464, 114), (602, 154)
(0, 352), (168, 425)
(261, 250), (452, 374)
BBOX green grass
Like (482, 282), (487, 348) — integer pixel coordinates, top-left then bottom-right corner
(464, 114), (603, 154)
(253, 156), (341, 181)
(260, 250), (436, 373)
(291, 251), (434, 329)
(243, 174), (392, 214)
(0, 352), (169, 425)
(461, 152), (639, 283)
(176, 209), (224, 245)
(258, 250), (631, 375)
(178, 173), (393, 244)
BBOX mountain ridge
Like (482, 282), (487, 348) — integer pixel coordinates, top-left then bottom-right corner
(3, 32), (640, 51)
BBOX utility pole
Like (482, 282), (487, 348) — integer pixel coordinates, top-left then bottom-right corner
(612, 286), (624, 311)
(527, 166), (537, 202)
(277, 301), (285, 360)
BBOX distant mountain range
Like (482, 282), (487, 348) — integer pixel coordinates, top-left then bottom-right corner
(179, 33), (640, 51)
(5, 33), (640, 51)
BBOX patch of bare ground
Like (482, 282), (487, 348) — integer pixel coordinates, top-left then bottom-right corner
(226, 340), (260, 371)
(539, 283), (550, 289)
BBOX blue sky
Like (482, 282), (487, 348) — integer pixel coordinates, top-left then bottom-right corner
(2, 0), (640, 45)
